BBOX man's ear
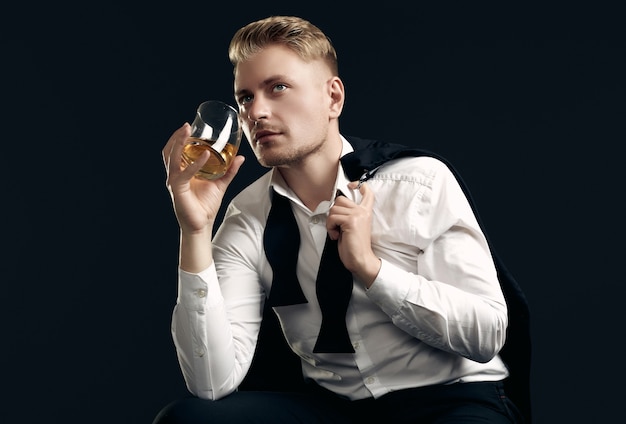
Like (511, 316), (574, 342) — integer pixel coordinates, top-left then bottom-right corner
(328, 76), (345, 118)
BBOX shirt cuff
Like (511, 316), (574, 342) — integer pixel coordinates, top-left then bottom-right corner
(365, 258), (411, 316)
(177, 262), (224, 311)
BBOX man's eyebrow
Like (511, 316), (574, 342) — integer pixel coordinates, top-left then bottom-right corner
(235, 87), (251, 97)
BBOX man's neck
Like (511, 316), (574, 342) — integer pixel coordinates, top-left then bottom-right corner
(278, 136), (343, 211)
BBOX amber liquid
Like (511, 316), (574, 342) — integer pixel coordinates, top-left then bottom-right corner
(181, 137), (238, 180)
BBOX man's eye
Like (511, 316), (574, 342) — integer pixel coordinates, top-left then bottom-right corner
(239, 95), (253, 104)
(272, 84), (287, 93)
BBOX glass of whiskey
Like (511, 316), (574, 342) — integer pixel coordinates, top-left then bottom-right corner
(181, 100), (242, 180)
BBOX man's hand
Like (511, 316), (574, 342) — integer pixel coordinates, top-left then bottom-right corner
(162, 123), (245, 235)
(326, 181), (381, 287)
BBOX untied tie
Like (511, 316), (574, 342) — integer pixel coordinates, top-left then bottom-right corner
(263, 188), (355, 353)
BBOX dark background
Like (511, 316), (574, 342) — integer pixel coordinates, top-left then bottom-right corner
(2, 2), (624, 423)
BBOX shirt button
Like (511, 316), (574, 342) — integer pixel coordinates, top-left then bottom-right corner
(311, 216), (319, 224)
(366, 377), (375, 384)
(353, 342), (360, 350)
(196, 289), (207, 298)
(194, 347), (205, 357)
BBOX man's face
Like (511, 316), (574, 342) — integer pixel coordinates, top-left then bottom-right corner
(233, 44), (339, 168)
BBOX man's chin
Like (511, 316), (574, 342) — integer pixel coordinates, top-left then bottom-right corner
(255, 148), (287, 168)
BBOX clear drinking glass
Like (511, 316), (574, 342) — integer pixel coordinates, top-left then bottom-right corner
(181, 100), (242, 180)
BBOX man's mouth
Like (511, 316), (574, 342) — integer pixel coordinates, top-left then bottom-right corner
(254, 129), (278, 144)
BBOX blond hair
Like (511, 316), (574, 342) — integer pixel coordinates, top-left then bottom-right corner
(228, 16), (338, 75)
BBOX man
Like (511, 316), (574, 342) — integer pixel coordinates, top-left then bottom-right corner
(156, 15), (525, 423)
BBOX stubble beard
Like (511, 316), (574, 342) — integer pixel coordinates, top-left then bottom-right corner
(255, 138), (325, 169)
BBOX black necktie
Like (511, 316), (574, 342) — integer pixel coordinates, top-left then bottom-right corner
(314, 213), (354, 353)
(263, 189), (308, 307)
(264, 188), (355, 353)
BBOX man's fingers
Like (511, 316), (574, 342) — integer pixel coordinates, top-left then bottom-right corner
(353, 181), (375, 209)
(215, 155), (246, 188)
(181, 149), (210, 178)
(163, 123), (191, 168)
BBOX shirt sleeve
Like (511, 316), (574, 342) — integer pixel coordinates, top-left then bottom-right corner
(365, 159), (508, 363)
(171, 204), (266, 400)
(172, 265), (231, 399)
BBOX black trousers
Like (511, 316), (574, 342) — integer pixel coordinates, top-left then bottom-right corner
(152, 381), (524, 424)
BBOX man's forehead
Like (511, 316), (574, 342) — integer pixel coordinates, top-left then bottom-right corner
(235, 45), (302, 75)
(234, 46), (329, 90)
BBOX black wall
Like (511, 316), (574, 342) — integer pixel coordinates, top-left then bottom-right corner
(2, 2), (624, 422)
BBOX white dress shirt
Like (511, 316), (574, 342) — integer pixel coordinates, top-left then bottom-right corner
(171, 136), (510, 401)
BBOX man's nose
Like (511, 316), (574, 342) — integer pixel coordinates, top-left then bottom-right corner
(247, 97), (270, 123)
